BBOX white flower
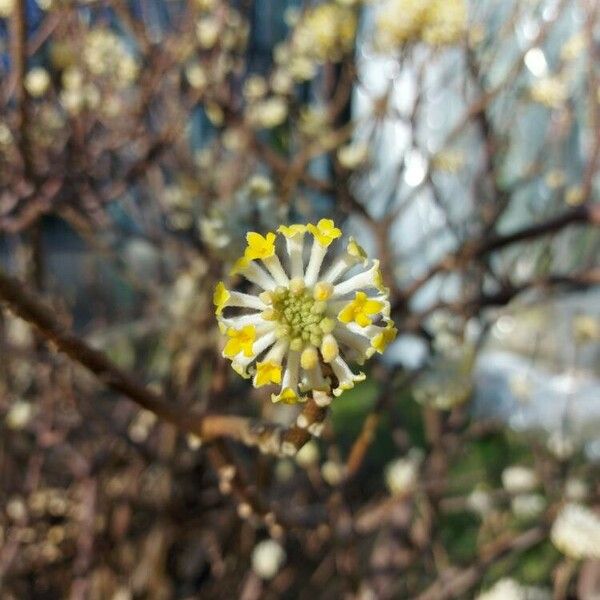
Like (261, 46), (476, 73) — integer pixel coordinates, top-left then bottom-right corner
(337, 141), (369, 170)
(565, 478), (588, 502)
(467, 488), (493, 517)
(252, 539), (286, 579)
(25, 67), (51, 97)
(511, 493), (546, 520)
(501, 466), (538, 494)
(247, 97), (288, 129)
(0, 0), (14, 18)
(5, 401), (34, 430)
(214, 220), (396, 403)
(295, 440), (320, 467)
(384, 450), (423, 496)
(551, 503), (600, 559)
(476, 578), (525, 600)
(530, 76), (568, 108)
(476, 578), (550, 600)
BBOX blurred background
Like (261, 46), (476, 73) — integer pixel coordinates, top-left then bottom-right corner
(0, 0), (599, 598)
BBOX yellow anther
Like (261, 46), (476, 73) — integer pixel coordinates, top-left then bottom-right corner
(261, 308), (277, 321)
(319, 317), (335, 334)
(313, 281), (333, 301)
(289, 277), (306, 295)
(321, 333), (339, 363)
(300, 346), (319, 370)
(259, 290), (274, 304)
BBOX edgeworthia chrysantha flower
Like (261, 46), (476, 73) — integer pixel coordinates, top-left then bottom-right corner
(214, 220), (396, 404)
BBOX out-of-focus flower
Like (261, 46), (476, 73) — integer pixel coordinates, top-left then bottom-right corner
(530, 76), (568, 108)
(561, 33), (585, 62)
(337, 141), (369, 170)
(544, 169), (566, 189)
(384, 450), (423, 497)
(295, 440), (320, 467)
(247, 97), (288, 129)
(252, 539), (286, 579)
(476, 578), (550, 600)
(243, 74), (268, 102)
(501, 465), (538, 494)
(214, 220), (395, 403)
(5, 401), (34, 430)
(467, 488), (493, 517)
(413, 345), (474, 410)
(205, 102), (225, 126)
(292, 3), (356, 64)
(431, 149), (465, 173)
(270, 69), (293, 95)
(565, 185), (584, 206)
(83, 28), (138, 86)
(546, 431), (576, 460)
(0, 0), (14, 17)
(0, 122), (13, 146)
(551, 503), (600, 559)
(185, 62), (208, 91)
(565, 478), (588, 502)
(375, 0), (466, 50)
(573, 314), (600, 343)
(322, 460), (345, 485)
(25, 67), (51, 97)
(511, 493), (546, 520)
(421, 0), (468, 45)
(196, 16), (220, 49)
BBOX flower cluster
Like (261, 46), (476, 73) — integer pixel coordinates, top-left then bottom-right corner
(274, 3), (357, 82)
(375, 0), (466, 50)
(551, 503), (600, 559)
(214, 220), (396, 403)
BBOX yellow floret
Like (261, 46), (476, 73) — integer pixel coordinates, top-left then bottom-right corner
(307, 219), (341, 247)
(213, 281), (230, 315)
(338, 291), (383, 327)
(244, 231), (277, 260)
(254, 361), (283, 387)
(223, 325), (256, 358)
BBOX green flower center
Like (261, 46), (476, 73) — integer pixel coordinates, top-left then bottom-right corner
(270, 286), (332, 351)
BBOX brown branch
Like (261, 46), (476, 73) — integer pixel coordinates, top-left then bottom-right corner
(0, 267), (326, 458)
(395, 203), (600, 309)
(415, 527), (546, 600)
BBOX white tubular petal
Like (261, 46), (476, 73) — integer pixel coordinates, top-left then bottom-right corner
(231, 329), (277, 376)
(227, 290), (266, 311)
(240, 261), (277, 290)
(330, 355), (365, 397)
(262, 254), (289, 286)
(332, 260), (380, 298)
(286, 233), (305, 279)
(302, 364), (329, 392)
(219, 313), (271, 330)
(304, 238), (328, 287)
(334, 324), (372, 358)
(281, 349), (300, 393)
(264, 339), (289, 364)
(321, 256), (352, 284)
